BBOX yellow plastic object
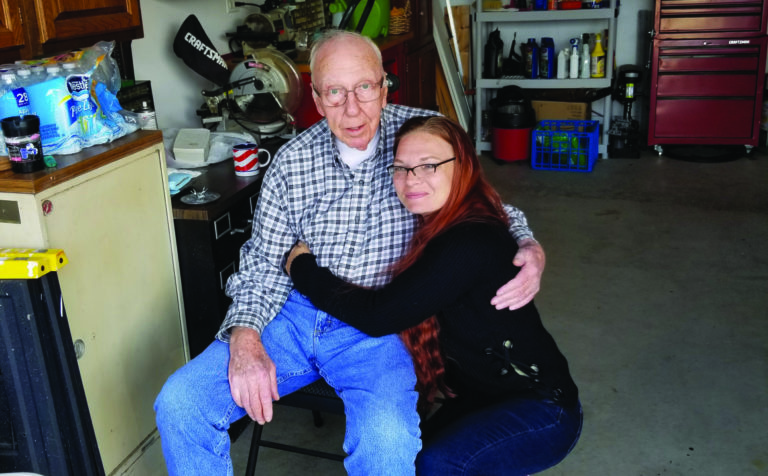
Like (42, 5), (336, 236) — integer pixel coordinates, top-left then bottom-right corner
(0, 248), (68, 279)
(590, 32), (606, 78)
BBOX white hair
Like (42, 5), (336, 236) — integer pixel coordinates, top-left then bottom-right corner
(309, 30), (384, 84)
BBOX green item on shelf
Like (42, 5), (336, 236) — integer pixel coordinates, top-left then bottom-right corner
(345, 0), (390, 39)
(43, 155), (57, 168)
(552, 132), (569, 165)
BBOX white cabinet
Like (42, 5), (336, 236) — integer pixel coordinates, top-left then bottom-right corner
(473, 2), (617, 155)
(0, 131), (188, 475)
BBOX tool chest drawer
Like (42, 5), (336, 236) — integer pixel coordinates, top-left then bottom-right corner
(658, 50), (760, 72)
(656, 37), (763, 69)
(653, 38), (764, 99)
(653, 98), (756, 138)
(656, 74), (756, 97)
(656, 0), (768, 38)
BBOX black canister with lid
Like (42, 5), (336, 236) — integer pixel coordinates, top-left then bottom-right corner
(2, 115), (44, 173)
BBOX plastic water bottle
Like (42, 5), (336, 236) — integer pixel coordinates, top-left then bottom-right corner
(0, 70), (17, 91)
(16, 68), (32, 87)
(29, 65), (46, 84)
(0, 71), (30, 118)
(28, 63), (83, 155)
(45, 64), (61, 80)
(62, 61), (80, 75)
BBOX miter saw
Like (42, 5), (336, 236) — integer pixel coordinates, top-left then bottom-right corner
(199, 48), (303, 136)
(173, 14), (303, 137)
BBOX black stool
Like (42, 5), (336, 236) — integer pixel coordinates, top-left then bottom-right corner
(245, 379), (345, 475)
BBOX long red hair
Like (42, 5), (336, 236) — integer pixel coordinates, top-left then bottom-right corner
(392, 116), (509, 414)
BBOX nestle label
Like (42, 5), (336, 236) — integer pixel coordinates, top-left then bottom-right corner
(67, 75), (91, 99)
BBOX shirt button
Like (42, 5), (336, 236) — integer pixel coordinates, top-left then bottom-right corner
(359, 180), (364, 185)
(355, 216), (360, 224)
(349, 248), (355, 254)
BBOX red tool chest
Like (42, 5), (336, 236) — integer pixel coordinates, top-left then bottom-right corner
(655, 0), (768, 39)
(648, 0), (768, 152)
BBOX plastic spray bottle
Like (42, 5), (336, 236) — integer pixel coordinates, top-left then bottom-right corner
(591, 32), (606, 78)
(569, 38), (580, 79)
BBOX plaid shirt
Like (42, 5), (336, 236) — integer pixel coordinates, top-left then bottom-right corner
(218, 104), (534, 339)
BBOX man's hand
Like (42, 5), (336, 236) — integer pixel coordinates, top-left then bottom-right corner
(490, 238), (546, 310)
(228, 327), (280, 425)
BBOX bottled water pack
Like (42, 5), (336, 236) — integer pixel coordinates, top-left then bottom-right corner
(0, 41), (139, 156)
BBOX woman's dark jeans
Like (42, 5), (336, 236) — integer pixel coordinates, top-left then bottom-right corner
(416, 397), (583, 476)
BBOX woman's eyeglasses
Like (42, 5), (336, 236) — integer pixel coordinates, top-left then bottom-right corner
(387, 158), (456, 178)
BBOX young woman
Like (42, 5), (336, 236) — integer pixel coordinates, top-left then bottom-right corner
(284, 116), (581, 476)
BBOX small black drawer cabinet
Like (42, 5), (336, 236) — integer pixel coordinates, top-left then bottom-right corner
(172, 160), (264, 358)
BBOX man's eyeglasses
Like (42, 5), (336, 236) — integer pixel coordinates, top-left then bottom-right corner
(313, 77), (385, 107)
(387, 158), (456, 179)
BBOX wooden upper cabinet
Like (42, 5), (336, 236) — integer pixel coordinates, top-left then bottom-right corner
(33, 0), (142, 43)
(0, 0), (142, 61)
(0, 0), (24, 50)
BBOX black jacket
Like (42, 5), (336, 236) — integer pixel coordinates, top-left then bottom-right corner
(291, 221), (578, 407)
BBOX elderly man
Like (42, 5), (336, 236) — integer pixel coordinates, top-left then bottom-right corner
(155, 30), (545, 476)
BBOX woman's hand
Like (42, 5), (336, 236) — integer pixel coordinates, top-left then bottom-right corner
(284, 241), (311, 277)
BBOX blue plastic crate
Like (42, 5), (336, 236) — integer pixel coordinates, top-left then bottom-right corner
(531, 120), (599, 172)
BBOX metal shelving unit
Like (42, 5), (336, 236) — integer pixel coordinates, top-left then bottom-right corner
(473, 2), (618, 155)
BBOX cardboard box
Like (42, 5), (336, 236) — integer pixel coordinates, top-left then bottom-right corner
(531, 100), (590, 122)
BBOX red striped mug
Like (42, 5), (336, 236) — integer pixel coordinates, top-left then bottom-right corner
(233, 143), (271, 176)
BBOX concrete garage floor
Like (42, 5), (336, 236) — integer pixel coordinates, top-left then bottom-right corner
(229, 148), (768, 475)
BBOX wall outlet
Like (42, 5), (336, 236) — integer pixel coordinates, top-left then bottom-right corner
(226, 0), (239, 13)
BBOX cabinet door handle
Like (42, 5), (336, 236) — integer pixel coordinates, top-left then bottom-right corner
(214, 212), (231, 239)
(249, 193), (259, 217)
(219, 261), (236, 290)
(230, 219), (253, 235)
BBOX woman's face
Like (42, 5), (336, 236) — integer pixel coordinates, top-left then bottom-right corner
(392, 131), (455, 216)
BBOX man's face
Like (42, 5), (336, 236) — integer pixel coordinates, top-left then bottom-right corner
(311, 38), (388, 151)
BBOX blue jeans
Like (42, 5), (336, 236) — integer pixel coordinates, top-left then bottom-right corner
(155, 290), (420, 476)
(416, 397), (582, 476)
